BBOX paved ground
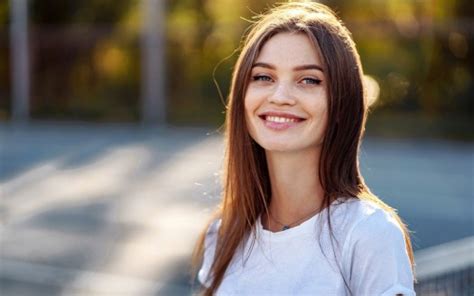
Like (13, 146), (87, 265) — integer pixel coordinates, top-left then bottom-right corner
(0, 122), (473, 295)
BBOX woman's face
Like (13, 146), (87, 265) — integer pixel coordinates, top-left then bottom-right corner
(244, 32), (328, 153)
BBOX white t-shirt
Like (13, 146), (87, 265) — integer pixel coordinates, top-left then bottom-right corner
(198, 198), (416, 295)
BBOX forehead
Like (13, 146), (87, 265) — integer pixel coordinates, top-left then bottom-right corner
(255, 32), (322, 67)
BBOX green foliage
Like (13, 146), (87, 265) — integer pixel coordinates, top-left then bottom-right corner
(30, 0), (136, 24)
(0, 0), (471, 139)
(166, 0), (473, 135)
(28, 0), (140, 121)
(0, 1), (9, 25)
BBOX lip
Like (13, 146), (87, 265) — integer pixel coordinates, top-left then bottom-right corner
(257, 111), (306, 131)
(258, 111), (306, 120)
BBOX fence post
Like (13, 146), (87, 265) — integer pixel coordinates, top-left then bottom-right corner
(140, 0), (166, 124)
(10, 0), (30, 123)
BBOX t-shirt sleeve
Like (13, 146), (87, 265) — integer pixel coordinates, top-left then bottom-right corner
(198, 219), (221, 288)
(342, 209), (416, 296)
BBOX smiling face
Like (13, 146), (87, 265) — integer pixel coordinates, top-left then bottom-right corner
(244, 32), (328, 153)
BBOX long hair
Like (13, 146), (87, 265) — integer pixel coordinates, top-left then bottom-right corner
(192, 2), (415, 295)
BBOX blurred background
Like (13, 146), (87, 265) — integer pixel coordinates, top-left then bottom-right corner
(0, 0), (472, 295)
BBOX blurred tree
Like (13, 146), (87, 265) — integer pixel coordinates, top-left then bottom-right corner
(0, 0), (471, 139)
(166, 0), (472, 136)
(30, 0), (135, 24)
(28, 0), (140, 121)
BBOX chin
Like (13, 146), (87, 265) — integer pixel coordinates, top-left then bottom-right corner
(252, 134), (323, 154)
(254, 137), (304, 152)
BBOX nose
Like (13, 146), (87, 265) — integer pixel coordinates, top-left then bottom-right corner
(268, 81), (296, 105)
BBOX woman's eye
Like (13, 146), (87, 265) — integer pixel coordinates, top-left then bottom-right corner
(252, 75), (272, 82)
(302, 77), (322, 85)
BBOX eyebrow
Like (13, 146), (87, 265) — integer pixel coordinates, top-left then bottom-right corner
(252, 62), (324, 73)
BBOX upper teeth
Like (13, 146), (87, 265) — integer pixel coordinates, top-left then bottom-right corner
(266, 116), (298, 123)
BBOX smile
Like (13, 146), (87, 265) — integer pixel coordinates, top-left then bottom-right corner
(258, 113), (306, 131)
(265, 116), (299, 123)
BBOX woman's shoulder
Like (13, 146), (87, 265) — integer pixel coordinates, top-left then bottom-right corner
(206, 218), (222, 235)
(203, 218), (221, 247)
(333, 197), (402, 231)
(332, 197), (408, 260)
(328, 197), (406, 247)
(335, 198), (415, 294)
(198, 218), (222, 288)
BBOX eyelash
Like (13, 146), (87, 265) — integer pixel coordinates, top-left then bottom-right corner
(252, 75), (272, 82)
(251, 75), (322, 85)
(302, 78), (322, 85)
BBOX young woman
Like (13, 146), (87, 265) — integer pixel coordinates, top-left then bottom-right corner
(192, 1), (416, 295)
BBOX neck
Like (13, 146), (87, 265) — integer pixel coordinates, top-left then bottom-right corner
(264, 148), (325, 230)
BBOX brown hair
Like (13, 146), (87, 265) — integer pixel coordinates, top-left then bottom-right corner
(192, 1), (415, 295)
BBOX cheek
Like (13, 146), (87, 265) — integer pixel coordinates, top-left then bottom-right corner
(243, 94), (254, 130)
(243, 90), (262, 139)
(316, 90), (329, 117)
(307, 98), (328, 117)
(244, 89), (259, 115)
(306, 98), (329, 135)
(320, 107), (329, 129)
(319, 107), (329, 137)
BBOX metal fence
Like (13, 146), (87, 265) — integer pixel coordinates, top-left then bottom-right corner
(414, 236), (474, 295)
